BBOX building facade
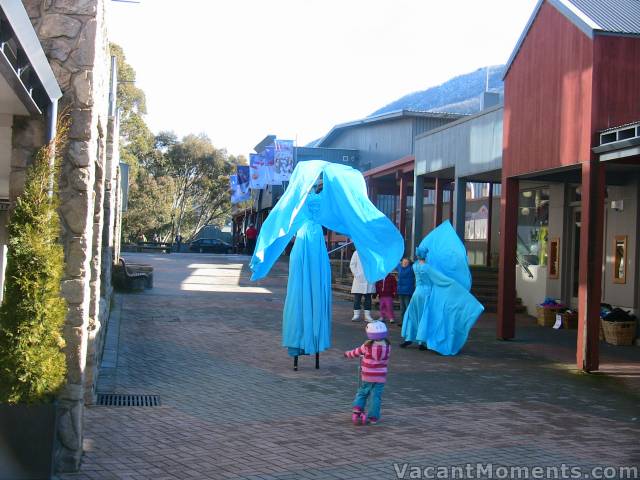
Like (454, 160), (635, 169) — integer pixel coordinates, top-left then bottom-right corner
(498, 0), (640, 371)
(317, 110), (462, 252)
(414, 103), (503, 264)
(0, 0), (123, 472)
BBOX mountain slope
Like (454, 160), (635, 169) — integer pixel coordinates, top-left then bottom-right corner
(371, 65), (505, 116)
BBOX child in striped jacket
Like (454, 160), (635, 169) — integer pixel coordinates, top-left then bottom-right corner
(344, 321), (391, 425)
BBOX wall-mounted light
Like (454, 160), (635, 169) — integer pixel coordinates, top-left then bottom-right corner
(522, 190), (532, 198)
(611, 200), (624, 212)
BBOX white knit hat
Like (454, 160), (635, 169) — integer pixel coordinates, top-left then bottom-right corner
(366, 321), (388, 340)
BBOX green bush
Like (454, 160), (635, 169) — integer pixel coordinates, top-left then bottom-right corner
(0, 139), (67, 404)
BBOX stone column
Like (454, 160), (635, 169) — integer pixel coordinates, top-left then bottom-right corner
(84, 121), (106, 405)
(101, 113), (119, 307)
(24, 0), (110, 472)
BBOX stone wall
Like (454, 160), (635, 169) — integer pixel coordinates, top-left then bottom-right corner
(21, 0), (112, 472)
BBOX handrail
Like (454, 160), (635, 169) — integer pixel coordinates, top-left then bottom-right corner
(328, 241), (353, 255)
(516, 254), (534, 279)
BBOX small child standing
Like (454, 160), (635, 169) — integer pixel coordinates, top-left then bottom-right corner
(396, 257), (415, 326)
(344, 321), (391, 425)
(375, 272), (397, 323)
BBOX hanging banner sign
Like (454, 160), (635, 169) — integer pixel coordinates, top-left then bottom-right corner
(263, 145), (280, 185)
(234, 165), (251, 202)
(249, 153), (267, 189)
(230, 174), (241, 203)
(274, 139), (294, 182)
(237, 165), (250, 194)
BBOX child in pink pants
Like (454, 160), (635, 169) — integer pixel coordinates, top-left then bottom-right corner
(375, 272), (397, 323)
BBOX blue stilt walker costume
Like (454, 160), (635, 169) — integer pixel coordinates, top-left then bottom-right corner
(250, 160), (404, 363)
(401, 221), (484, 355)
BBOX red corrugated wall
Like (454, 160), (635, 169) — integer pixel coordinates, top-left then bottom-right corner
(503, 1), (594, 177)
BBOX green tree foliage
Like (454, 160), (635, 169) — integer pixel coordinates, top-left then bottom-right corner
(161, 133), (235, 240)
(0, 140), (67, 404)
(122, 173), (176, 243)
(110, 43), (155, 181)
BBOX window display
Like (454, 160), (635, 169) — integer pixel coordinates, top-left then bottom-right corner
(517, 188), (550, 266)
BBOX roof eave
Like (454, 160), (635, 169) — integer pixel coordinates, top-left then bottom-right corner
(503, 0), (599, 80)
(317, 109), (463, 147)
(0, 0), (62, 103)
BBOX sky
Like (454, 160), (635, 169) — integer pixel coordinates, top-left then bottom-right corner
(108, 0), (538, 157)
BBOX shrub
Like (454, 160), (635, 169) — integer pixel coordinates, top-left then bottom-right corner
(0, 136), (67, 404)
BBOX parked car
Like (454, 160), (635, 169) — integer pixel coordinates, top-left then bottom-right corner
(189, 238), (232, 254)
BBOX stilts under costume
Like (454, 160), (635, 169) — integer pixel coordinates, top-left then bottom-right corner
(401, 221), (484, 355)
(250, 160), (404, 359)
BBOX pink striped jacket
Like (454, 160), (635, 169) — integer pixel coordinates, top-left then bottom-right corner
(344, 341), (391, 383)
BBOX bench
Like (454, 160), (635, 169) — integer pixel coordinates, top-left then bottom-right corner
(114, 258), (152, 291)
(135, 242), (172, 254)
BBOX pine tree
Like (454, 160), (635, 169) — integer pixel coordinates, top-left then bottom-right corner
(0, 134), (67, 404)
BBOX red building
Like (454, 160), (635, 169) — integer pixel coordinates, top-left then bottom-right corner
(498, 0), (640, 371)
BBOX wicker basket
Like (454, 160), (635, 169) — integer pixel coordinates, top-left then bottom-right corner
(602, 319), (636, 346)
(536, 306), (562, 327)
(560, 311), (578, 329)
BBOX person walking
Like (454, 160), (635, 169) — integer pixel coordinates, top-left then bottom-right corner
(344, 321), (391, 425)
(350, 249), (376, 322)
(245, 223), (258, 255)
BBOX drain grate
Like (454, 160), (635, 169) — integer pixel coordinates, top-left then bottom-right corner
(96, 394), (160, 407)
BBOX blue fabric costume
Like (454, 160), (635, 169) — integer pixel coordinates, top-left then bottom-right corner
(400, 221), (484, 355)
(250, 160), (404, 356)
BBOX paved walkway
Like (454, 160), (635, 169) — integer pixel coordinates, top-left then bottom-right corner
(61, 253), (640, 480)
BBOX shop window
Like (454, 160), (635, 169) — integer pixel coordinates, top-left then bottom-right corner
(517, 188), (549, 266)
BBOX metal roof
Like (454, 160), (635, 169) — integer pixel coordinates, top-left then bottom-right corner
(253, 135), (276, 153)
(566, 0), (640, 35)
(316, 109), (464, 147)
(504, 0), (640, 78)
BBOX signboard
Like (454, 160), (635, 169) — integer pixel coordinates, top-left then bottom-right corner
(249, 153), (267, 189)
(274, 139), (294, 182)
(464, 204), (488, 240)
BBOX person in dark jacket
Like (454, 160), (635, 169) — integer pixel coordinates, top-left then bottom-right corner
(396, 257), (415, 326)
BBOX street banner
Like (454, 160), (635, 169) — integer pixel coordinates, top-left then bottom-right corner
(230, 174), (241, 203)
(237, 165), (250, 194)
(263, 145), (280, 185)
(274, 139), (294, 182)
(249, 153), (267, 189)
(234, 165), (251, 202)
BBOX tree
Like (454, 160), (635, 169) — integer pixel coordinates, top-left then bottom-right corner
(163, 134), (234, 240)
(110, 43), (155, 182)
(112, 43), (238, 243)
(0, 137), (67, 404)
(122, 173), (176, 243)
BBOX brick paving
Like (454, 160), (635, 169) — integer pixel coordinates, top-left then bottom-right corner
(60, 253), (640, 480)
